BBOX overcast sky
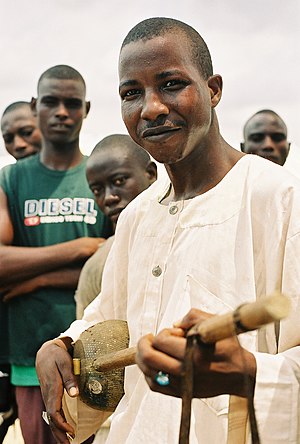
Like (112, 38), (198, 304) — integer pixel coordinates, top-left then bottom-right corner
(1, 0), (299, 170)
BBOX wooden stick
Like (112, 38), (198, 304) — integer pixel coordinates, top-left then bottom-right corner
(93, 293), (290, 372)
(187, 292), (290, 343)
(94, 346), (137, 372)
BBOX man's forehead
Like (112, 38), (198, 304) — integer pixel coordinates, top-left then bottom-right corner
(88, 157), (131, 181)
(119, 33), (193, 80)
(120, 32), (188, 59)
(91, 148), (132, 164)
(246, 114), (287, 134)
(1, 108), (34, 129)
(38, 77), (85, 96)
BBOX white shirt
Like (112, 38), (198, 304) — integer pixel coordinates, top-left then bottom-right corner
(65, 155), (300, 444)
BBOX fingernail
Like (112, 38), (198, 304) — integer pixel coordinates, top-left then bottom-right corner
(173, 319), (182, 327)
(69, 386), (78, 397)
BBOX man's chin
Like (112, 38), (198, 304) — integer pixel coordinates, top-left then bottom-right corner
(262, 155), (280, 165)
(49, 135), (77, 146)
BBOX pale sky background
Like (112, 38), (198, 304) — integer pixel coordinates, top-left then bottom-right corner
(1, 0), (299, 173)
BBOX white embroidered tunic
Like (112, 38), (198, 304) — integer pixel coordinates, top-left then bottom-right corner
(65, 155), (300, 444)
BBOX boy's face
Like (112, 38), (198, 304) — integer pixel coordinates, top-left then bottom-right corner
(119, 32), (219, 166)
(1, 106), (41, 160)
(33, 78), (89, 145)
(242, 113), (290, 166)
(86, 149), (156, 228)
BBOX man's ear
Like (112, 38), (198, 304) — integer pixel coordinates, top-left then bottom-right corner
(240, 143), (245, 153)
(207, 74), (222, 108)
(85, 101), (91, 118)
(31, 97), (37, 116)
(146, 161), (158, 184)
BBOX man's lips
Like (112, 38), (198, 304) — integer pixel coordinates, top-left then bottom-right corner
(50, 123), (71, 130)
(106, 207), (124, 220)
(17, 154), (28, 159)
(142, 126), (181, 138)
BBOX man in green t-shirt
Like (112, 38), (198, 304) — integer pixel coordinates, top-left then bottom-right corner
(0, 65), (112, 444)
(0, 101), (42, 443)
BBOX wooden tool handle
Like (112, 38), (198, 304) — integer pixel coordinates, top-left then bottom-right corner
(93, 293), (290, 371)
(187, 292), (290, 343)
(94, 346), (137, 372)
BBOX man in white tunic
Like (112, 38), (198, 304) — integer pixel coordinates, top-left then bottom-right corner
(36, 17), (300, 444)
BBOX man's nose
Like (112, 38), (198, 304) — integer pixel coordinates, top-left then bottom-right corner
(262, 135), (276, 150)
(141, 91), (169, 121)
(104, 189), (120, 207)
(13, 135), (27, 150)
(55, 102), (69, 118)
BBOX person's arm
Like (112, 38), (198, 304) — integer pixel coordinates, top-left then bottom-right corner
(0, 187), (104, 286)
(36, 337), (79, 444)
(1, 267), (82, 302)
(136, 308), (256, 399)
(35, 294), (107, 443)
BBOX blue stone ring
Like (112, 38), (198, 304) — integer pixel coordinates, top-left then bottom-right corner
(155, 371), (170, 386)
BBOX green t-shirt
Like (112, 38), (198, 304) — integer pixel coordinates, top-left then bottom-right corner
(11, 365), (39, 386)
(0, 154), (112, 384)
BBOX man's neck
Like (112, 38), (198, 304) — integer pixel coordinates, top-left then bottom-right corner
(39, 140), (84, 171)
(165, 138), (244, 201)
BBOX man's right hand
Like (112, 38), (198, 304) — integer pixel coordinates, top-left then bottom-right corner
(0, 237), (106, 287)
(36, 337), (79, 443)
(70, 237), (106, 260)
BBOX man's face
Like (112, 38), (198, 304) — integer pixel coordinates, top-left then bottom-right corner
(241, 113), (290, 166)
(86, 149), (156, 228)
(34, 78), (89, 145)
(1, 106), (41, 160)
(119, 33), (218, 165)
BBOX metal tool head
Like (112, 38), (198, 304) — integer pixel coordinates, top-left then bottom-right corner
(73, 319), (129, 411)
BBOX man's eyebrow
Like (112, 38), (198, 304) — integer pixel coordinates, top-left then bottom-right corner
(65, 98), (83, 103)
(157, 70), (183, 79)
(40, 95), (57, 100)
(40, 96), (82, 103)
(119, 80), (138, 91)
(250, 131), (286, 135)
(119, 70), (184, 91)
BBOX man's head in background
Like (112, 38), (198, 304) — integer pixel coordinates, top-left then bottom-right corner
(1, 101), (42, 160)
(86, 134), (157, 230)
(31, 64), (90, 148)
(241, 109), (290, 166)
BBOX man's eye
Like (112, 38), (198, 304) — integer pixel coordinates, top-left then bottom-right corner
(20, 128), (34, 137)
(164, 79), (188, 90)
(64, 99), (82, 109)
(92, 187), (103, 197)
(113, 177), (127, 186)
(271, 134), (286, 142)
(250, 134), (264, 143)
(41, 98), (57, 106)
(122, 89), (141, 100)
(3, 135), (13, 144)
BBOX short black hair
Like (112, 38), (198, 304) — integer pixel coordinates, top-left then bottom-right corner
(37, 65), (86, 93)
(243, 109), (287, 137)
(2, 101), (31, 118)
(90, 134), (151, 167)
(121, 17), (213, 80)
